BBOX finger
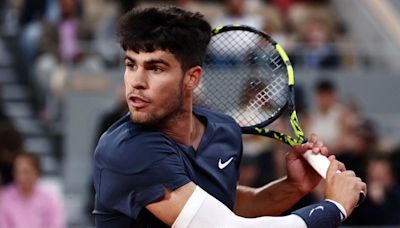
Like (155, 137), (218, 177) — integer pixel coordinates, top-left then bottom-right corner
(293, 143), (311, 155)
(310, 137), (324, 154)
(312, 147), (321, 154)
(314, 140), (324, 148)
(287, 145), (305, 160)
(326, 159), (341, 179)
(336, 160), (346, 172)
(328, 155), (336, 161)
(320, 146), (329, 156)
(309, 133), (318, 144)
(341, 170), (355, 177)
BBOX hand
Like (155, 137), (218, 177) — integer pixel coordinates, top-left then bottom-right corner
(325, 158), (367, 216)
(286, 134), (329, 195)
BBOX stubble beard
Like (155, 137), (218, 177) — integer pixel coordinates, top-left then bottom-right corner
(130, 82), (184, 127)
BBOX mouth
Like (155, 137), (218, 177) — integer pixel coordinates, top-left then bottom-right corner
(128, 95), (150, 109)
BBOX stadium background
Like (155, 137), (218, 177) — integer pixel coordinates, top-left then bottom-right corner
(0, 0), (399, 227)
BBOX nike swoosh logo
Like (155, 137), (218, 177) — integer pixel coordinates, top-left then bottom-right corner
(309, 206), (324, 217)
(218, 157), (234, 169)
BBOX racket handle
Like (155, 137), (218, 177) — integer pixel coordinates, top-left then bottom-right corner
(302, 150), (366, 206)
(302, 150), (330, 179)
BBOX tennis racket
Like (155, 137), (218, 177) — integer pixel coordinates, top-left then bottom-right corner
(194, 24), (365, 205)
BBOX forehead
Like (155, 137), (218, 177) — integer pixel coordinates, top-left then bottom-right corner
(15, 156), (34, 167)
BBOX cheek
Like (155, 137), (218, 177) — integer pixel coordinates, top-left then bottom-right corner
(153, 78), (182, 99)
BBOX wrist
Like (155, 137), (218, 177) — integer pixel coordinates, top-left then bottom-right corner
(325, 199), (347, 221)
(292, 201), (343, 228)
(284, 176), (309, 198)
(285, 177), (310, 197)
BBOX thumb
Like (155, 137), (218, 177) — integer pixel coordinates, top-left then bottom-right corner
(326, 159), (346, 180)
(326, 159), (339, 181)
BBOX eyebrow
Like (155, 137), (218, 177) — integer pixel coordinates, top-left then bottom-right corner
(124, 55), (171, 67)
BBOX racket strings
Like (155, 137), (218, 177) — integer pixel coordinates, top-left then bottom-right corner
(248, 76), (285, 111)
(195, 29), (289, 127)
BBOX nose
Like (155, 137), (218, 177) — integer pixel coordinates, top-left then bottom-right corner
(125, 68), (148, 90)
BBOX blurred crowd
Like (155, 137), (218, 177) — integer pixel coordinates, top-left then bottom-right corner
(0, 0), (353, 121)
(0, 0), (399, 227)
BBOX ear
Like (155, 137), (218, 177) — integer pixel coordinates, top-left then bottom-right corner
(184, 66), (202, 90)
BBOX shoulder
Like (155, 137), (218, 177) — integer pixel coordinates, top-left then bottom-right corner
(194, 106), (242, 140)
(0, 184), (16, 202)
(94, 114), (177, 173)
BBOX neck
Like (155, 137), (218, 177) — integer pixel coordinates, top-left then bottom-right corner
(161, 96), (204, 149)
(17, 185), (34, 198)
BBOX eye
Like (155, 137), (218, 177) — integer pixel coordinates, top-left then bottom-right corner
(125, 62), (137, 71)
(150, 66), (163, 74)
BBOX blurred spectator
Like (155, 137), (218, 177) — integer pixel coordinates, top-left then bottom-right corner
(307, 78), (349, 154)
(261, 5), (288, 47)
(93, 0), (127, 69)
(391, 146), (400, 184)
(238, 155), (260, 187)
(291, 17), (340, 69)
(0, 153), (65, 228)
(269, 0), (330, 17)
(293, 84), (309, 130)
(212, 0), (263, 29)
(343, 155), (400, 225)
(58, 0), (83, 63)
(240, 135), (276, 187)
(168, 0), (223, 23)
(0, 100), (8, 122)
(0, 122), (23, 186)
(34, 0), (87, 121)
(18, 0), (48, 64)
(0, 0), (4, 22)
(94, 84), (128, 144)
(116, 0), (137, 13)
(336, 118), (378, 178)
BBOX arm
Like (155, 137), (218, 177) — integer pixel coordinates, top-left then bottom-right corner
(235, 135), (325, 217)
(147, 181), (347, 228)
(146, 182), (197, 226)
(147, 157), (365, 228)
(147, 182), (308, 227)
(234, 177), (305, 217)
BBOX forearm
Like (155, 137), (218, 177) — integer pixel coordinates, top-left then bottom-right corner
(173, 186), (342, 228)
(234, 177), (305, 217)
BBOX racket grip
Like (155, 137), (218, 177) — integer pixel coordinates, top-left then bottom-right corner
(302, 150), (330, 179)
(302, 150), (366, 206)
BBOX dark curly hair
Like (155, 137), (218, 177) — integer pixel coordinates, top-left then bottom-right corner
(117, 6), (211, 71)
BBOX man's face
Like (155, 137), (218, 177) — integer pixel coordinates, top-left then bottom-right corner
(124, 50), (185, 126)
(315, 90), (335, 111)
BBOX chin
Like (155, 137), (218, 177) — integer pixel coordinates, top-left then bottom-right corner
(130, 111), (158, 126)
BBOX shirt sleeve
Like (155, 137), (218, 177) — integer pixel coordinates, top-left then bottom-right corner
(95, 132), (191, 219)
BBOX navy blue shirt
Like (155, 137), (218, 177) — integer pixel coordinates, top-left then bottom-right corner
(93, 106), (243, 227)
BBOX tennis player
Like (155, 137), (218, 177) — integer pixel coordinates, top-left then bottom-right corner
(93, 6), (366, 228)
